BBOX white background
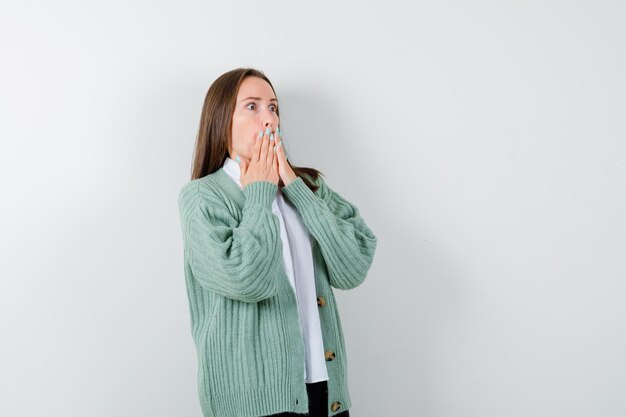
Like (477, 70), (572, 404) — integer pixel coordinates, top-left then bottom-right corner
(1, 1), (625, 416)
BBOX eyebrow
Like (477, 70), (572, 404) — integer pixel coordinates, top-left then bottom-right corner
(240, 96), (278, 103)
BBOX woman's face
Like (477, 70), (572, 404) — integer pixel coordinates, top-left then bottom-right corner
(229, 76), (280, 163)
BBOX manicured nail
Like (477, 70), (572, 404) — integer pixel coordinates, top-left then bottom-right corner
(276, 126), (280, 136)
(270, 133), (274, 141)
(258, 130), (263, 139)
(278, 140), (283, 147)
(235, 155), (241, 164)
(265, 127), (271, 135)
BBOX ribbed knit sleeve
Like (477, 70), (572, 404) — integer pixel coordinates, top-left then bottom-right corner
(178, 180), (283, 303)
(281, 175), (377, 290)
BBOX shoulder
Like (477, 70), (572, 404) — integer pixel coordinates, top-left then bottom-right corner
(178, 171), (228, 210)
(178, 178), (202, 205)
(306, 173), (360, 216)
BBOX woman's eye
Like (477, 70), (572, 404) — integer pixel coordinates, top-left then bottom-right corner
(246, 103), (278, 112)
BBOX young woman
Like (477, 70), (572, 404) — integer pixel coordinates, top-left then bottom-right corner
(178, 67), (378, 417)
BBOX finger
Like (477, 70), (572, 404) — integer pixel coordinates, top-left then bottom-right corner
(259, 128), (269, 163)
(273, 136), (280, 165)
(276, 132), (287, 162)
(273, 127), (283, 161)
(273, 128), (280, 155)
(252, 130), (263, 163)
(267, 129), (276, 165)
(276, 138), (285, 165)
(268, 131), (277, 165)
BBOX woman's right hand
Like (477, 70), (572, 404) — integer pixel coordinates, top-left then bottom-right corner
(239, 127), (279, 188)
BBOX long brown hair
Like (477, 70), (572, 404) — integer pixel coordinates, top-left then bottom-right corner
(189, 67), (322, 192)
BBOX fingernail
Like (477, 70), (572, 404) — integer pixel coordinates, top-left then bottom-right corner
(235, 155), (241, 164)
(258, 130), (263, 139)
(265, 127), (271, 135)
(270, 133), (274, 141)
(276, 126), (280, 136)
(279, 140), (283, 147)
(273, 145), (277, 152)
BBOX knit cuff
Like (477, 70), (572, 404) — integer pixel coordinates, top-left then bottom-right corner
(243, 180), (278, 207)
(281, 176), (319, 209)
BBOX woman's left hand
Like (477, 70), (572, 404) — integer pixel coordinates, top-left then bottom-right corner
(274, 130), (297, 186)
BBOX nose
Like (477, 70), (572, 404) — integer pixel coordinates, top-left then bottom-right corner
(264, 121), (275, 133)
(262, 111), (277, 132)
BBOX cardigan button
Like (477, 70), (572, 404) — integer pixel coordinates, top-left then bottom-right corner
(324, 350), (336, 361)
(330, 401), (342, 412)
(317, 296), (326, 307)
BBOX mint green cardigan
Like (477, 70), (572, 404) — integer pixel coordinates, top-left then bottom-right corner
(178, 166), (377, 417)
